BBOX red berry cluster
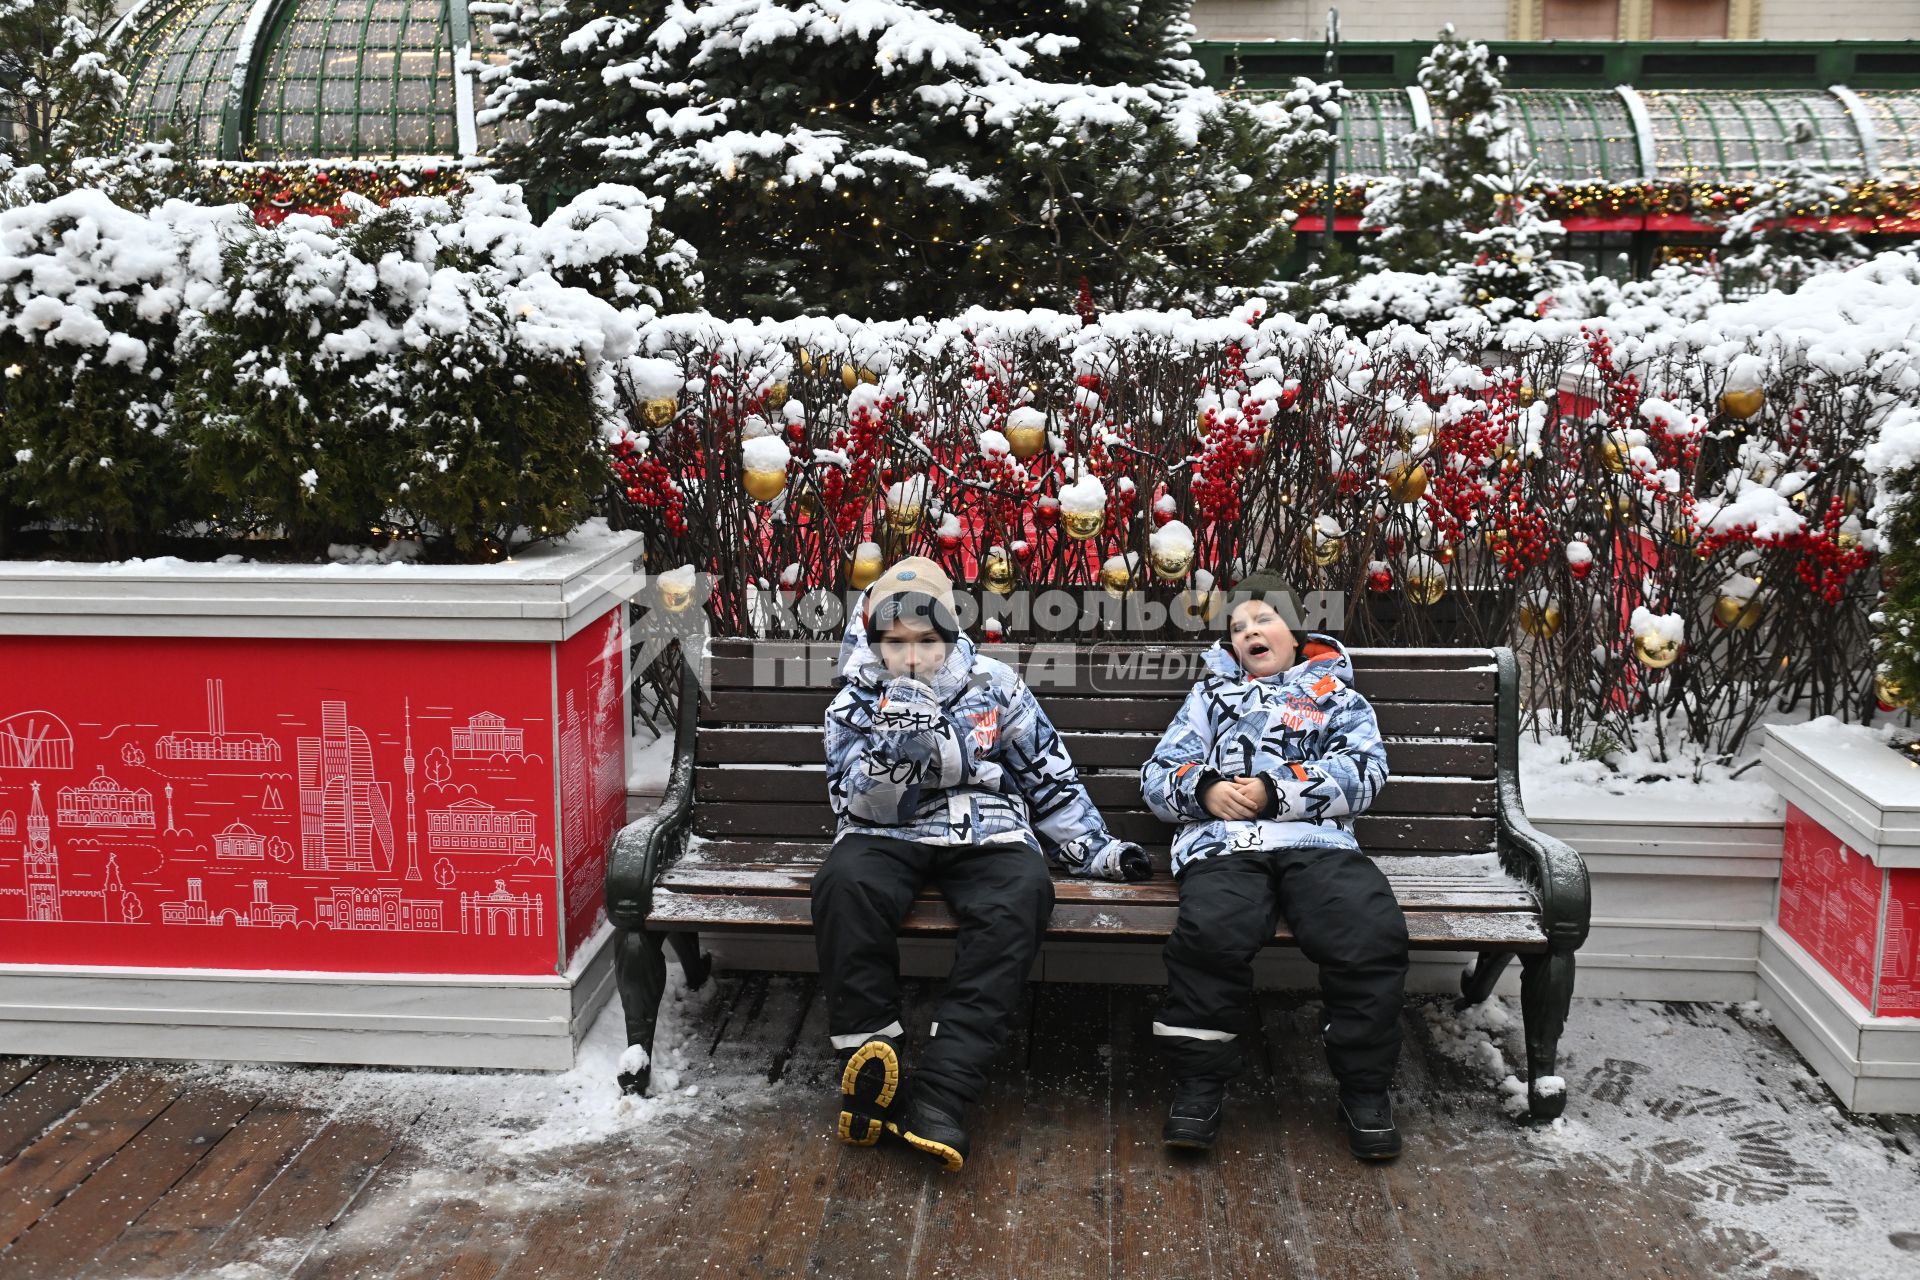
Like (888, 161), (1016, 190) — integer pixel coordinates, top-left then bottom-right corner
(609, 433), (686, 536)
(1794, 498), (1871, 606)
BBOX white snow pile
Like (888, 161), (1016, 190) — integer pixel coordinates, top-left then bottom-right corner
(1425, 995), (1920, 1280)
(188, 959), (764, 1161)
(1518, 725), (1783, 823)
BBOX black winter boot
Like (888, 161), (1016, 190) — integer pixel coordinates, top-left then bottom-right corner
(1163, 1078), (1226, 1150)
(1338, 1090), (1401, 1161)
(837, 1035), (902, 1147)
(890, 1092), (969, 1172)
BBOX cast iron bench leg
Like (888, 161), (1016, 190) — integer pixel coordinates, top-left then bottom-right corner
(1457, 949), (1515, 1009)
(1519, 946), (1576, 1122)
(615, 926), (713, 1095)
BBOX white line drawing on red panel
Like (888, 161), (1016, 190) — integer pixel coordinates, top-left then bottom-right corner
(261, 784), (286, 813)
(1887, 898), (1911, 984)
(402, 699), (422, 882)
(315, 884), (446, 932)
(156, 680), (285, 763)
(427, 797), (538, 858)
(58, 767), (157, 830)
(559, 691), (586, 865)
(461, 880), (544, 938)
(0, 712), (76, 771)
(162, 877), (299, 927)
(213, 822), (268, 860)
(451, 712), (525, 759)
(0, 812), (14, 837)
(0, 786), (142, 923)
(297, 701), (396, 874)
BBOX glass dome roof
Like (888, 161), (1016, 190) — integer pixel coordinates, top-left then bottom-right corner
(110, 0), (518, 161)
(1274, 87), (1920, 185)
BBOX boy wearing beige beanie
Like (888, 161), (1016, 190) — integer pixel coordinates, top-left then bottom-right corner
(816, 557), (1149, 1171)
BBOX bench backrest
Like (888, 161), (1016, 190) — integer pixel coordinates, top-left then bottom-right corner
(692, 640), (1501, 860)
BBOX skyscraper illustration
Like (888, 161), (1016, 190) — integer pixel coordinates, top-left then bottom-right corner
(402, 699), (422, 882)
(297, 701), (396, 873)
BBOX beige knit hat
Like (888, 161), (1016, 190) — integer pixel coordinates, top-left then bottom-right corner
(863, 556), (959, 642)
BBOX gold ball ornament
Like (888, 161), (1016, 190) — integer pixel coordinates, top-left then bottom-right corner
(1099, 558), (1133, 599)
(1174, 587), (1220, 626)
(983, 549), (1015, 595)
(1518, 598), (1563, 639)
(841, 364), (859, 391)
(1633, 633), (1683, 669)
(643, 398), (677, 428)
(848, 545), (885, 591)
(1836, 530), (1861, 552)
(1151, 543), (1194, 582)
(1006, 423), (1048, 460)
(1713, 594), (1763, 630)
(1405, 568), (1448, 606)
(797, 347), (814, 375)
(1876, 671), (1911, 712)
(1383, 462), (1429, 504)
(884, 494), (923, 534)
(1516, 385), (1537, 407)
(1303, 530), (1344, 568)
(1598, 437), (1631, 475)
(1719, 387), (1765, 420)
(657, 575), (694, 614)
(1062, 508), (1105, 541)
(742, 467), (788, 503)
(764, 382), (790, 411)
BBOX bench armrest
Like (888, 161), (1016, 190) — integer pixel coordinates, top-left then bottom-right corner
(605, 659), (700, 929)
(1491, 648), (1591, 950)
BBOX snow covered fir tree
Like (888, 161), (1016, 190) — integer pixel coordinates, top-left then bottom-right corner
(1359, 24), (1516, 277)
(1716, 158), (1871, 295)
(479, 0), (1340, 315)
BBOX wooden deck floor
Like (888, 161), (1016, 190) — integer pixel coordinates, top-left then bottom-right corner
(2, 981), (1916, 1279)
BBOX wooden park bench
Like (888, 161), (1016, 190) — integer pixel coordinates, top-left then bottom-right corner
(605, 639), (1589, 1121)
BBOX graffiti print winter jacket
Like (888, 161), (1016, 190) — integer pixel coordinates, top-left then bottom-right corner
(825, 626), (1140, 879)
(1140, 634), (1389, 874)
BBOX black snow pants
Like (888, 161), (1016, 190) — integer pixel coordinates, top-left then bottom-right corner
(1155, 844), (1409, 1092)
(811, 833), (1054, 1116)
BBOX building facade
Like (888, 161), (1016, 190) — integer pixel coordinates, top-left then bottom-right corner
(1190, 0), (1920, 42)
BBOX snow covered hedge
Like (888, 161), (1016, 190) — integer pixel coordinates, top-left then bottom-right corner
(0, 179), (687, 558)
(608, 254), (1920, 757)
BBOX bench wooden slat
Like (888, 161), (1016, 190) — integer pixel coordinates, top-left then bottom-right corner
(653, 865), (1535, 911)
(706, 654), (1497, 702)
(645, 889), (1549, 951)
(702, 691), (1498, 738)
(693, 727), (1500, 776)
(706, 639), (1497, 672)
(693, 766), (1496, 816)
(679, 838), (1508, 868)
(688, 804), (1496, 851)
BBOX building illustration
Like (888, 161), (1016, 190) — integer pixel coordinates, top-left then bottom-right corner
(213, 822), (269, 860)
(26, 782), (59, 920)
(317, 886), (445, 932)
(451, 712), (524, 758)
(162, 878), (298, 927)
(0, 711), (74, 771)
(559, 691), (586, 862)
(461, 880), (544, 938)
(427, 797), (537, 857)
(155, 680), (284, 763)
(57, 768), (156, 830)
(0, 785), (138, 924)
(296, 701), (396, 873)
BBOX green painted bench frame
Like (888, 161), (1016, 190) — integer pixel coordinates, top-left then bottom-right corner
(605, 641), (1589, 1121)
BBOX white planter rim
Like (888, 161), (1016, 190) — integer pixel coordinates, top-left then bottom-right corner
(1762, 721), (1920, 867)
(0, 525), (642, 643)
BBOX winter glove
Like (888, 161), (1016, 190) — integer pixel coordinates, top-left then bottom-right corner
(874, 677), (942, 735)
(1079, 838), (1153, 882)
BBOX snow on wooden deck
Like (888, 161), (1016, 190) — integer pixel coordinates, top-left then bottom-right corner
(1, 980), (1917, 1278)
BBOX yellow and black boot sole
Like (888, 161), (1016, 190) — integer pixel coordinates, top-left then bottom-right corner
(836, 1039), (900, 1147)
(890, 1123), (966, 1173)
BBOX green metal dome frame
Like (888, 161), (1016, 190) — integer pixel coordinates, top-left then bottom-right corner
(1305, 86), (1920, 184)
(108, 0), (508, 161)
